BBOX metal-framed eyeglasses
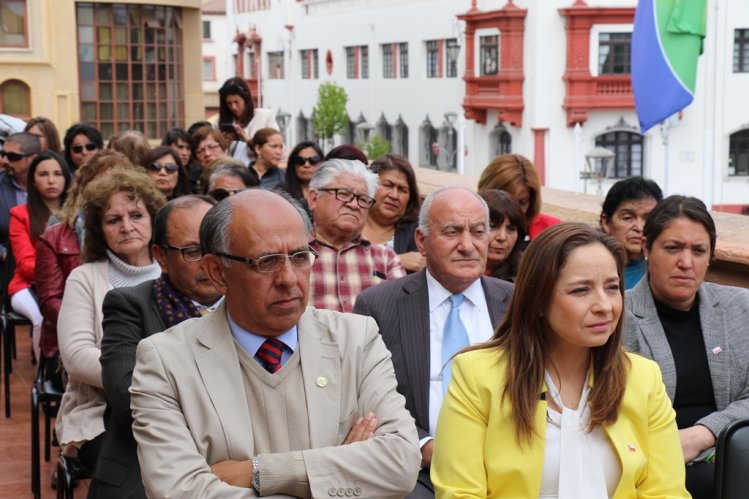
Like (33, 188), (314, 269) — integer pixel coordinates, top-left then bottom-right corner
(215, 249), (318, 273)
(161, 244), (204, 262)
(317, 188), (375, 209)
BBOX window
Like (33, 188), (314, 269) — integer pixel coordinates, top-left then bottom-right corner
(268, 51), (284, 79)
(729, 129), (749, 176)
(419, 117), (438, 168)
(598, 32), (631, 74)
(426, 40), (439, 78)
(480, 35), (499, 76)
(382, 44), (394, 78)
(446, 38), (459, 78)
(0, 79), (31, 118)
(300, 49), (319, 79)
(375, 114), (392, 144)
(202, 57), (215, 81)
(399, 42), (409, 78)
(490, 122), (512, 157)
(247, 51), (257, 79)
(392, 115), (408, 157)
(594, 131), (644, 178)
(734, 29), (749, 73)
(345, 46), (370, 79)
(76, 3), (184, 140)
(296, 111), (314, 142)
(0, 0), (27, 47)
(202, 20), (211, 40)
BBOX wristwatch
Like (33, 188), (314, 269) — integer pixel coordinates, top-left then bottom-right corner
(251, 456), (260, 491)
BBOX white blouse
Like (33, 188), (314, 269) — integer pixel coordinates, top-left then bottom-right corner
(539, 373), (622, 499)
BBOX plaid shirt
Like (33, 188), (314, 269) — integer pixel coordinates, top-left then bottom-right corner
(310, 236), (406, 313)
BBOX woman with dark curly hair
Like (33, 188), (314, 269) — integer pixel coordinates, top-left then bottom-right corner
(142, 145), (192, 200)
(63, 123), (103, 171)
(363, 154), (423, 273)
(218, 76), (279, 165)
(479, 189), (527, 282)
(55, 169), (164, 470)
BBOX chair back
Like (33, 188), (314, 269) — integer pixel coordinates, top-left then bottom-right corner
(714, 418), (749, 499)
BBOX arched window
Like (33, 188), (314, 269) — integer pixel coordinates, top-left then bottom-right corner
(436, 121), (457, 172)
(392, 115), (408, 157)
(296, 111), (314, 143)
(489, 122), (512, 157)
(729, 128), (749, 176)
(594, 129), (644, 178)
(419, 116), (437, 168)
(0, 79), (31, 118)
(375, 113), (392, 144)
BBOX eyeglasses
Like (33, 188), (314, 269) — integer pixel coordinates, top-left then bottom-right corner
(215, 249), (318, 273)
(195, 143), (222, 156)
(148, 162), (180, 173)
(161, 244), (203, 262)
(71, 143), (98, 154)
(0, 150), (34, 162)
(208, 187), (247, 201)
(294, 155), (322, 166)
(318, 188), (376, 209)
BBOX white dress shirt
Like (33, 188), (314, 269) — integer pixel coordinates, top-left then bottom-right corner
(426, 270), (494, 437)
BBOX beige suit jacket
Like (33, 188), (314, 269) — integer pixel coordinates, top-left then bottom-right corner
(130, 303), (421, 498)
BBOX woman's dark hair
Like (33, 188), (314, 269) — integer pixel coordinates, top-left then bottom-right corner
(249, 127), (282, 152)
(600, 176), (663, 226)
(26, 151), (72, 239)
(142, 146), (192, 199)
(465, 223), (628, 445)
(644, 195), (717, 260)
(325, 144), (368, 165)
(479, 189), (527, 281)
(187, 121), (212, 137)
(63, 123), (103, 170)
(81, 169), (165, 263)
(285, 141), (324, 200)
(161, 127), (190, 147)
(24, 116), (62, 153)
(218, 77), (255, 128)
(369, 154), (421, 223)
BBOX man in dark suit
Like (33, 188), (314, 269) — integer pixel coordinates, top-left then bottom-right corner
(354, 186), (514, 498)
(90, 195), (220, 498)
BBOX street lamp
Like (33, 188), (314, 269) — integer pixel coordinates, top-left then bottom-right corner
(276, 109), (291, 143)
(355, 119), (374, 144)
(582, 147), (615, 195)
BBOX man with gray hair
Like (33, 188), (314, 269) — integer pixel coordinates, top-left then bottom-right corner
(354, 186), (514, 497)
(307, 158), (405, 313)
(1, 132), (40, 263)
(129, 189), (421, 498)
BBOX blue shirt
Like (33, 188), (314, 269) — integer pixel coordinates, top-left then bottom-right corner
(227, 312), (298, 367)
(624, 258), (647, 290)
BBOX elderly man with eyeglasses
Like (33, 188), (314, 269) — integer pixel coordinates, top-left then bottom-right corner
(128, 188), (420, 498)
(306, 158), (406, 313)
(89, 195), (221, 499)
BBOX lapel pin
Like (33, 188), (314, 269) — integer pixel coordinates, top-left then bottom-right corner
(712, 346), (722, 355)
(315, 376), (328, 388)
(627, 444), (636, 452)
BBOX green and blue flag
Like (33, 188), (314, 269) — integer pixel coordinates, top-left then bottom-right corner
(631, 0), (707, 132)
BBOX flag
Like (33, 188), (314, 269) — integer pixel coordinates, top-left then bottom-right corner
(631, 0), (707, 133)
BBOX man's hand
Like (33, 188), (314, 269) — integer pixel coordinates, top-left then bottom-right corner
(342, 412), (377, 444)
(211, 459), (253, 488)
(420, 440), (434, 468)
(679, 425), (716, 463)
(398, 251), (426, 273)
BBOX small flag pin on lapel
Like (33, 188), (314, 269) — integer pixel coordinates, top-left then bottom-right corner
(627, 444), (637, 452)
(712, 346), (722, 355)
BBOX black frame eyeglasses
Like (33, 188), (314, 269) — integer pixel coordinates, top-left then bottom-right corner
(318, 188), (376, 209)
(161, 244), (203, 262)
(215, 249), (318, 273)
(71, 143), (97, 154)
(0, 150), (34, 162)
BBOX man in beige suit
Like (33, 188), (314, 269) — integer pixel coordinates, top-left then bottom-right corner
(130, 189), (420, 498)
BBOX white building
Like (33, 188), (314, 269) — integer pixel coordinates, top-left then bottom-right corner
(226, 0), (749, 212)
(201, 0), (232, 115)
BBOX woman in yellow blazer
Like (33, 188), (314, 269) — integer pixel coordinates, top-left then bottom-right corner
(432, 223), (689, 499)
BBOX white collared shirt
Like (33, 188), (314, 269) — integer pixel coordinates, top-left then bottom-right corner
(426, 270), (494, 436)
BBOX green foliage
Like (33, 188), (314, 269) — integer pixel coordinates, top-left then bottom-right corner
(311, 82), (349, 149)
(363, 134), (391, 161)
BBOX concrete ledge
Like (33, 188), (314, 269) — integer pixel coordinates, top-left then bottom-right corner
(414, 167), (749, 288)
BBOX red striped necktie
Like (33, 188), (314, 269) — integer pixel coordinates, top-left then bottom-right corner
(257, 338), (285, 374)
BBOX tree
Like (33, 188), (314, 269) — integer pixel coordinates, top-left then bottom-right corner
(311, 82), (348, 151)
(363, 134), (391, 161)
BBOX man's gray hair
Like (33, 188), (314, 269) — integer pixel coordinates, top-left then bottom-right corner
(309, 158), (379, 197)
(199, 187), (313, 263)
(418, 186), (490, 236)
(5, 132), (41, 155)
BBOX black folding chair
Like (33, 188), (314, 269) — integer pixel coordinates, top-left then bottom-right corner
(714, 417), (749, 499)
(56, 453), (92, 499)
(31, 355), (63, 499)
(1, 254), (32, 417)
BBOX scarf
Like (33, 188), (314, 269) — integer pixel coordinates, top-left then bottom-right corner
(153, 274), (203, 329)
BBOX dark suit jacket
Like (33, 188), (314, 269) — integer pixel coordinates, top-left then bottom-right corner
(353, 270), (513, 496)
(90, 280), (166, 499)
(0, 171), (20, 258)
